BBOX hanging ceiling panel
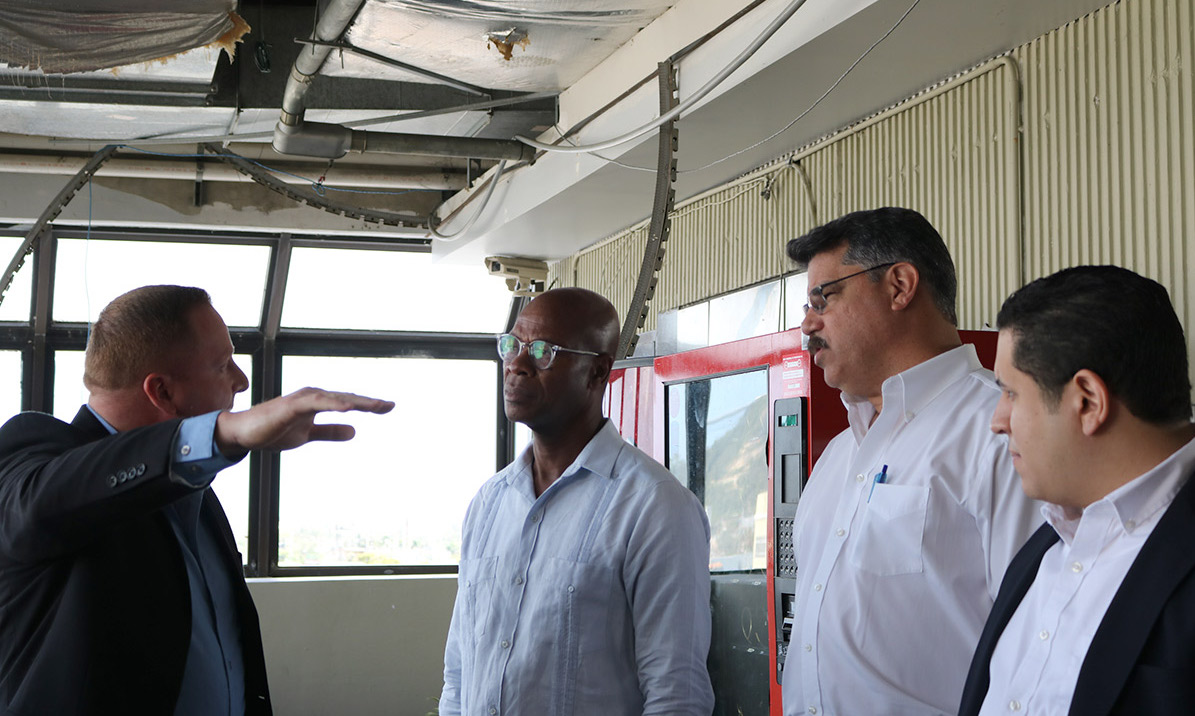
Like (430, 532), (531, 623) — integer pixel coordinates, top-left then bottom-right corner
(336, 0), (679, 91)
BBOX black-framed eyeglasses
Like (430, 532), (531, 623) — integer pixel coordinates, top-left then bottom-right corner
(803, 262), (896, 315)
(497, 333), (601, 370)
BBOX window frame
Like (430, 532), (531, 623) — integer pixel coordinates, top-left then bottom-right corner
(0, 226), (516, 577)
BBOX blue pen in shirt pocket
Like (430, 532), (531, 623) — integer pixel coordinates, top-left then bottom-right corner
(867, 464), (889, 502)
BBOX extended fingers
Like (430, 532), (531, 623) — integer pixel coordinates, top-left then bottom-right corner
(290, 387), (395, 415)
(306, 424), (357, 442)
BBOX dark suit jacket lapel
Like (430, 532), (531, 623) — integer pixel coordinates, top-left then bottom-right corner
(70, 405), (109, 441)
(959, 523), (1059, 716)
(1070, 471), (1195, 714)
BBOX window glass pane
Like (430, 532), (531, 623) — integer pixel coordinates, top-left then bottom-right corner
(783, 272), (809, 332)
(53, 238), (271, 327)
(666, 369), (769, 572)
(282, 247), (512, 332)
(0, 235), (34, 322)
(53, 350), (254, 562)
(676, 302), (709, 352)
(0, 351), (21, 421)
(708, 281), (781, 345)
(278, 356), (496, 566)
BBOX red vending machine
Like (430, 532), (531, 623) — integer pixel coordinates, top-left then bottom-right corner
(634, 328), (996, 716)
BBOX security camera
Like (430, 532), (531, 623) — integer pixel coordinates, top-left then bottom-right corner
(485, 256), (548, 297)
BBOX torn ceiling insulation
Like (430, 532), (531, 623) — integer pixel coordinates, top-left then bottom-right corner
(0, 0), (247, 74)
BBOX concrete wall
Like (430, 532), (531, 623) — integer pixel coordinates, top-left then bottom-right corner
(247, 576), (457, 716)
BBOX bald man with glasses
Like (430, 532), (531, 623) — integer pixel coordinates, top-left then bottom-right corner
(780, 208), (1040, 716)
(440, 287), (714, 716)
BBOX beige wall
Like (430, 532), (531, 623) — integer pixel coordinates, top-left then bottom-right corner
(248, 576), (457, 716)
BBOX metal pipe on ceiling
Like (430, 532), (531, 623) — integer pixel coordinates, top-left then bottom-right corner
(273, 0), (536, 164)
(0, 153), (467, 190)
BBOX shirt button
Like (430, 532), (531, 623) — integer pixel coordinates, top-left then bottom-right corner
(1072, 561), (1084, 573)
(180, 444), (191, 456)
(803, 643), (812, 652)
(515, 576), (524, 585)
(808, 707), (818, 715)
(567, 585), (575, 593)
(835, 528), (845, 537)
(1039, 630), (1049, 641)
(1009, 700), (1021, 711)
(531, 513), (540, 523)
(501, 640), (510, 649)
(813, 583), (822, 592)
(489, 708), (497, 715)
(856, 474), (865, 483)
(905, 411), (915, 421)
(1125, 519), (1136, 530)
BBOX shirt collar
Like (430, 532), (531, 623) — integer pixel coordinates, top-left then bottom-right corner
(843, 344), (983, 439)
(1044, 435), (1195, 543)
(85, 404), (118, 435)
(504, 419), (622, 489)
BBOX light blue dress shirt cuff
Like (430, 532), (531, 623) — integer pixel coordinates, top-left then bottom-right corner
(171, 410), (239, 487)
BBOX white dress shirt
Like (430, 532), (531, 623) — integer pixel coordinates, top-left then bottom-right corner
(781, 345), (1041, 716)
(440, 420), (714, 716)
(978, 437), (1195, 716)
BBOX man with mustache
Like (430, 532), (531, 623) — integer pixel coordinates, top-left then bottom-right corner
(959, 266), (1195, 716)
(0, 284), (394, 715)
(780, 208), (1039, 715)
(440, 287), (714, 716)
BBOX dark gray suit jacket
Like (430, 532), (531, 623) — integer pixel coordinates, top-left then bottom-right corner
(959, 472), (1195, 715)
(0, 407), (271, 715)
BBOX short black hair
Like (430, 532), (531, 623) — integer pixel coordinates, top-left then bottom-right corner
(787, 207), (958, 325)
(997, 265), (1191, 423)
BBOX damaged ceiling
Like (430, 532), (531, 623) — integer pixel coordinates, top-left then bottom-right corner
(0, 0), (1116, 263)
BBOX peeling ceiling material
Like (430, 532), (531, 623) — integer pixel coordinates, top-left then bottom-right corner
(0, 0), (245, 74)
(338, 0), (678, 92)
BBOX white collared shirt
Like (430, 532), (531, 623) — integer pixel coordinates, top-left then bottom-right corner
(440, 420), (714, 716)
(978, 437), (1195, 716)
(781, 345), (1041, 716)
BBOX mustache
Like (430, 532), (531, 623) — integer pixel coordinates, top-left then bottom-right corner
(807, 335), (828, 352)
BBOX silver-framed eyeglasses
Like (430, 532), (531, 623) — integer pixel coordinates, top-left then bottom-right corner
(497, 333), (601, 370)
(803, 262), (896, 315)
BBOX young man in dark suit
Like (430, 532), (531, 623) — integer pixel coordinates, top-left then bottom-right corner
(0, 285), (394, 715)
(959, 265), (1195, 716)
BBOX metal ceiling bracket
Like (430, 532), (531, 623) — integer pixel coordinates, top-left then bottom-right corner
(202, 143), (430, 233)
(616, 61), (678, 360)
(0, 144), (120, 308)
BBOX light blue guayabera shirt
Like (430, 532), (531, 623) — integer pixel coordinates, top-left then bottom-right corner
(88, 407), (245, 716)
(440, 420), (714, 716)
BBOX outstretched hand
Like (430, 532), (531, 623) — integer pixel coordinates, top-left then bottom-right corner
(214, 387), (395, 458)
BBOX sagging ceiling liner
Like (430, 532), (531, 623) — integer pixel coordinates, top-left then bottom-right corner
(0, 0), (247, 74)
(340, 0), (678, 92)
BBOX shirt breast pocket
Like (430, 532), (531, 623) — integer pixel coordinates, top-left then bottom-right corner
(849, 484), (929, 576)
(459, 556), (498, 639)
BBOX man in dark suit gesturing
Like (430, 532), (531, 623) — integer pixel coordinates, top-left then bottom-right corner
(0, 285), (394, 715)
(958, 265), (1195, 716)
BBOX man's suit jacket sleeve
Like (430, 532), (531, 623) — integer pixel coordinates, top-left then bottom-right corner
(0, 409), (195, 564)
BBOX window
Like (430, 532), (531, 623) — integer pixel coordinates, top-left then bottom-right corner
(2, 229), (514, 576)
(277, 355), (496, 567)
(53, 236), (270, 327)
(283, 246), (511, 332)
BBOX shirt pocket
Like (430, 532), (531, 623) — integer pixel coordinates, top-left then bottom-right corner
(458, 556), (498, 639)
(550, 557), (616, 655)
(849, 483), (929, 576)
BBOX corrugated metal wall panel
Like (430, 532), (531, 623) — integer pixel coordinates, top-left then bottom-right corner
(553, 58), (1019, 333)
(553, 0), (1195, 355)
(1016, 0), (1195, 327)
(828, 62), (1019, 328)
